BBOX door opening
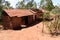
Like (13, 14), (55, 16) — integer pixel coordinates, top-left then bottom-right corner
(24, 16), (28, 25)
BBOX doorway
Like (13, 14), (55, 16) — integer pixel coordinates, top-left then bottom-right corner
(24, 16), (28, 25)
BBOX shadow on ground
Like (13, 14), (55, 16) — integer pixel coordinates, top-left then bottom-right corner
(13, 18), (43, 30)
(21, 18), (43, 29)
(3, 18), (53, 30)
(13, 18), (53, 30)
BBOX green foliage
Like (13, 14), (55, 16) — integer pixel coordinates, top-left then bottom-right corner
(50, 8), (60, 15)
(43, 12), (50, 20)
(16, 0), (37, 9)
(0, 0), (3, 21)
(40, 0), (54, 11)
(5, 1), (10, 7)
(26, 0), (37, 9)
(32, 2), (37, 9)
(16, 0), (26, 9)
(0, 0), (3, 10)
(3, 1), (13, 9)
(44, 15), (60, 36)
(26, 0), (34, 9)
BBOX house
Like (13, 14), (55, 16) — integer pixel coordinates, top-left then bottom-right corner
(30, 9), (43, 19)
(2, 9), (36, 29)
(2, 9), (43, 30)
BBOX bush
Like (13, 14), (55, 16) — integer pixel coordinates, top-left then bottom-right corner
(50, 8), (60, 15)
(46, 15), (60, 36)
(42, 11), (53, 21)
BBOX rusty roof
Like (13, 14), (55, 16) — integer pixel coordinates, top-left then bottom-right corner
(3, 9), (35, 17)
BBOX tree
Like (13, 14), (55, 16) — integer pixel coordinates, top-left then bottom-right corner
(26, 0), (34, 9)
(3, 1), (13, 9)
(32, 2), (37, 9)
(40, 0), (54, 11)
(16, 0), (37, 9)
(50, 8), (60, 14)
(0, 0), (3, 10)
(54, 6), (60, 9)
(5, 1), (10, 7)
(0, 0), (5, 21)
(25, 0), (37, 9)
(16, 0), (25, 9)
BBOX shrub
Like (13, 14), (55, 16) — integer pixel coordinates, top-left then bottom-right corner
(46, 15), (60, 36)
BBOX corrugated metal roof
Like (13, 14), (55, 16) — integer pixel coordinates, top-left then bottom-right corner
(3, 9), (35, 17)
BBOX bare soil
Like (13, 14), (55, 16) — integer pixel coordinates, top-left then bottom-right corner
(0, 22), (60, 40)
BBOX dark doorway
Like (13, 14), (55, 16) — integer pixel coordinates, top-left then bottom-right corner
(24, 16), (28, 25)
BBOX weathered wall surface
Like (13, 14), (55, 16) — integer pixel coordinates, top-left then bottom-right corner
(2, 15), (11, 29)
(28, 15), (33, 24)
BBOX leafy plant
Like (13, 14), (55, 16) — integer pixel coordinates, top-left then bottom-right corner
(46, 15), (60, 36)
(50, 8), (60, 15)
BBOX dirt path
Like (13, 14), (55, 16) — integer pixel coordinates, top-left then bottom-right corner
(0, 22), (60, 40)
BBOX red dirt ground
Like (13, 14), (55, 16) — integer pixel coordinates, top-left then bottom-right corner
(0, 22), (60, 40)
